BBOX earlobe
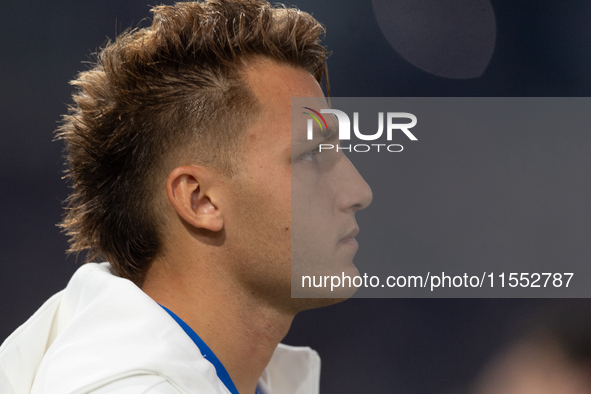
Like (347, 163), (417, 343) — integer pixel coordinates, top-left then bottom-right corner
(166, 166), (224, 232)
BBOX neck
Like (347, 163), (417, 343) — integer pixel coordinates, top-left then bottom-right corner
(142, 253), (295, 394)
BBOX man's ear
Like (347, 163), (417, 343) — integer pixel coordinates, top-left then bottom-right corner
(166, 166), (224, 232)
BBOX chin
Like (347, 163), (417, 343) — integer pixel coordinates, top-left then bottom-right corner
(289, 294), (353, 313)
(290, 259), (360, 303)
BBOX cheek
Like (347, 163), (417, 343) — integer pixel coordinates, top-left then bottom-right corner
(224, 181), (292, 291)
(231, 169), (292, 246)
(291, 169), (334, 225)
(260, 167), (292, 223)
(291, 176), (337, 257)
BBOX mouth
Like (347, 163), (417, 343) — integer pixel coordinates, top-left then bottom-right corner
(339, 227), (359, 248)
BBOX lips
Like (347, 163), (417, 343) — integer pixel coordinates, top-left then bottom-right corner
(339, 227), (359, 247)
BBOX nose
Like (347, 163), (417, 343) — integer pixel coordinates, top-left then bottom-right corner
(335, 154), (373, 213)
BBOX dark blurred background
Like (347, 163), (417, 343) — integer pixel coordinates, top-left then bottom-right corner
(1, 0), (590, 393)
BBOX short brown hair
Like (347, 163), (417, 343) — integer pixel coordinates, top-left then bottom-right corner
(57, 0), (328, 284)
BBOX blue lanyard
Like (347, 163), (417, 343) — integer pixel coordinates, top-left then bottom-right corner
(160, 305), (242, 394)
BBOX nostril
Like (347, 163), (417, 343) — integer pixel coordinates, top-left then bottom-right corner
(351, 203), (364, 212)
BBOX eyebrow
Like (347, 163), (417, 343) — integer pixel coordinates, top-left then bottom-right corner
(319, 109), (339, 141)
(302, 107), (338, 142)
(320, 125), (338, 142)
(294, 108), (339, 145)
(293, 124), (337, 147)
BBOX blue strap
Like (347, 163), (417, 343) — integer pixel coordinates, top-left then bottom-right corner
(160, 305), (240, 394)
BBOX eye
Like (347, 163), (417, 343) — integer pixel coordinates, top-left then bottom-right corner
(300, 146), (320, 162)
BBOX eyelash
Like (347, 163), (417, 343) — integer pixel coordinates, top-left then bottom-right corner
(300, 146), (320, 162)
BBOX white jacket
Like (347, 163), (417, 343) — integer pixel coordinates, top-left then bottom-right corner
(0, 263), (320, 394)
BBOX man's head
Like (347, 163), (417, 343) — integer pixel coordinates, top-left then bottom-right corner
(190, 59), (373, 310)
(57, 0), (329, 285)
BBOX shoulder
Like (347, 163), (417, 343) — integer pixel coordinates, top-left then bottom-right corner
(29, 263), (224, 394)
(88, 375), (180, 394)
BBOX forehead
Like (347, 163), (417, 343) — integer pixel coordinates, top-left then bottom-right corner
(232, 60), (325, 177)
(241, 59), (327, 154)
